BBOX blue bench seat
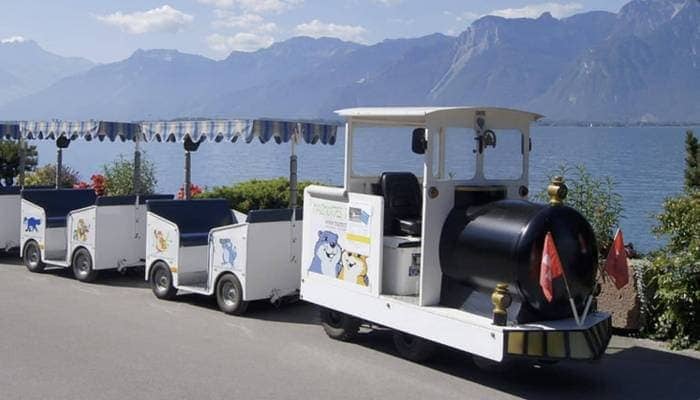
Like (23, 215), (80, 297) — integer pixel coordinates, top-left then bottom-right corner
(147, 199), (236, 247)
(22, 189), (97, 228)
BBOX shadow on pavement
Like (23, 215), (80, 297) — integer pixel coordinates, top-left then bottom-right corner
(347, 329), (700, 399)
(172, 293), (320, 326)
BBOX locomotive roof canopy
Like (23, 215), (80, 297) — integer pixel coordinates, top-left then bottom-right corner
(335, 107), (543, 128)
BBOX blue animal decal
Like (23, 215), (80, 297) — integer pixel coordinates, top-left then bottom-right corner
(23, 217), (41, 232)
(220, 238), (237, 267)
(309, 230), (342, 277)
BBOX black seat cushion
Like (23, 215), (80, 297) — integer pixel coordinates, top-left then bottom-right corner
(379, 172), (422, 236)
(246, 208), (303, 223)
(22, 189), (97, 228)
(0, 186), (21, 195)
(180, 232), (210, 247)
(147, 199), (235, 247)
(96, 194), (174, 206)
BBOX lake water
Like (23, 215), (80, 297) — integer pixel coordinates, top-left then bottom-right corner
(32, 126), (697, 252)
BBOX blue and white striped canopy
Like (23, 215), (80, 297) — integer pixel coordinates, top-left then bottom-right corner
(140, 119), (338, 145)
(0, 123), (20, 141)
(20, 120), (142, 142)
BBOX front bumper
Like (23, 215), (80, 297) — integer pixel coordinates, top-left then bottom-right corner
(504, 315), (612, 361)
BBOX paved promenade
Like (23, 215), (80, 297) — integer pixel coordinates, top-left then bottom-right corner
(0, 258), (698, 400)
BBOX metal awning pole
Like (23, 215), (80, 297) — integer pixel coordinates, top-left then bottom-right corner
(55, 145), (62, 189)
(289, 124), (299, 210)
(18, 136), (25, 188)
(184, 148), (192, 200)
(133, 131), (142, 196)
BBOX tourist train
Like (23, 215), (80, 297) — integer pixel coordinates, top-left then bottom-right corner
(0, 107), (613, 368)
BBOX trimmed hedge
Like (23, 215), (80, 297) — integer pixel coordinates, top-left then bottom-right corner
(197, 177), (319, 213)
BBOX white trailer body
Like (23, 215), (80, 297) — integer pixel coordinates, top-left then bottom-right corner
(20, 189), (172, 281)
(300, 107), (612, 363)
(145, 200), (303, 311)
(0, 187), (21, 252)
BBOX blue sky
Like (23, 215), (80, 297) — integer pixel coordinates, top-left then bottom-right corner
(0, 0), (629, 63)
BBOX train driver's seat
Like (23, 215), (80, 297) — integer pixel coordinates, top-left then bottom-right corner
(379, 172), (422, 237)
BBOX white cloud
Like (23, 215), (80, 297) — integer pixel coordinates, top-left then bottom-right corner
(488, 2), (583, 19)
(1, 36), (27, 44)
(212, 11), (278, 33)
(373, 0), (402, 5)
(198, 0), (303, 13)
(97, 5), (194, 34)
(206, 32), (274, 53)
(294, 20), (367, 42)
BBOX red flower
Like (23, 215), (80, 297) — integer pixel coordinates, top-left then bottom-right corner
(91, 174), (107, 196)
(177, 184), (203, 199)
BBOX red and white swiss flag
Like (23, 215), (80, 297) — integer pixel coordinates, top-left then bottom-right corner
(539, 232), (564, 303)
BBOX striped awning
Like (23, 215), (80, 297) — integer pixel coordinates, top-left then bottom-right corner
(0, 123), (20, 140)
(20, 120), (142, 142)
(140, 119), (338, 145)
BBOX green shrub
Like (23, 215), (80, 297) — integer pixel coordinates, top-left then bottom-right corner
(25, 164), (80, 188)
(642, 130), (700, 349)
(0, 141), (38, 186)
(198, 177), (319, 213)
(102, 154), (157, 196)
(538, 164), (623, 253)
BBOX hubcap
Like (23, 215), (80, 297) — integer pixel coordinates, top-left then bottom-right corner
(77, 256), (89, 274)
(27, 247), (39, 267)
(155, 269), (169, 291)
(221, 281), (238, 307)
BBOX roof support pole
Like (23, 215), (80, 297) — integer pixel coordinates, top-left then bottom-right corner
(133, 132), (142, 196)
(18, 136), (25, 188)
(289, 124), (299, 210)
(184, 150), (192, 200)
(55, 147), (62, 189)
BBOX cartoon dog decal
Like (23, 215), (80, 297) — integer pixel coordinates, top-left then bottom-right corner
(220, 238), (237, 267)
(23, 217), (41, 232)
(73, 219), (90, 242)
(154, 230), (170, 252)
(308, 230), (342, 277)
(338, 251), (369, 287)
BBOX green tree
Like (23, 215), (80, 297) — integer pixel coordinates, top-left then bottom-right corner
(538, 164), (623, 253)
(24, 164), (80, 188)
(685, 130), (700, 190)
(199, 177), (318, 213)
(102, 154), (158, 196)
(0, 141), (38, 186)
(643, 130), (700, 349)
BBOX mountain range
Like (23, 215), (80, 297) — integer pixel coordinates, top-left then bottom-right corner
(0, 0), (698, 123)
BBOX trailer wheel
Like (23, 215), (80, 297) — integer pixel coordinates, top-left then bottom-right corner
(150, 262), (177, 300)
(23, 241), (45, 273)
(215, 274), (248, 315)
(319, 308), (361, 341)
(392, 331), (436, 362)
(72, 248), (98, 282)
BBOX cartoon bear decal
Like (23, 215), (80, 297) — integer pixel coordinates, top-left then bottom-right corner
(154, 230), (170, 253)
(73, 219), (90, 242)
(24, 217), (41, 232)
(338, 251), (369, 287)
(220, 238), (237, 267)
(308, 230), (342, 278)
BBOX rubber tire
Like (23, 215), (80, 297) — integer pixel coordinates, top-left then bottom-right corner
(215, 274), (249, 315)
(392, 331), (437, 362)
(319, 308), (361, 341)
(150, 262), (177, 300)
(23, 241), (45, 273)
(72, 248), (99, 282)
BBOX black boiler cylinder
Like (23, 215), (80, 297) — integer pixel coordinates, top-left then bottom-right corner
(439, 199), (598, 321)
